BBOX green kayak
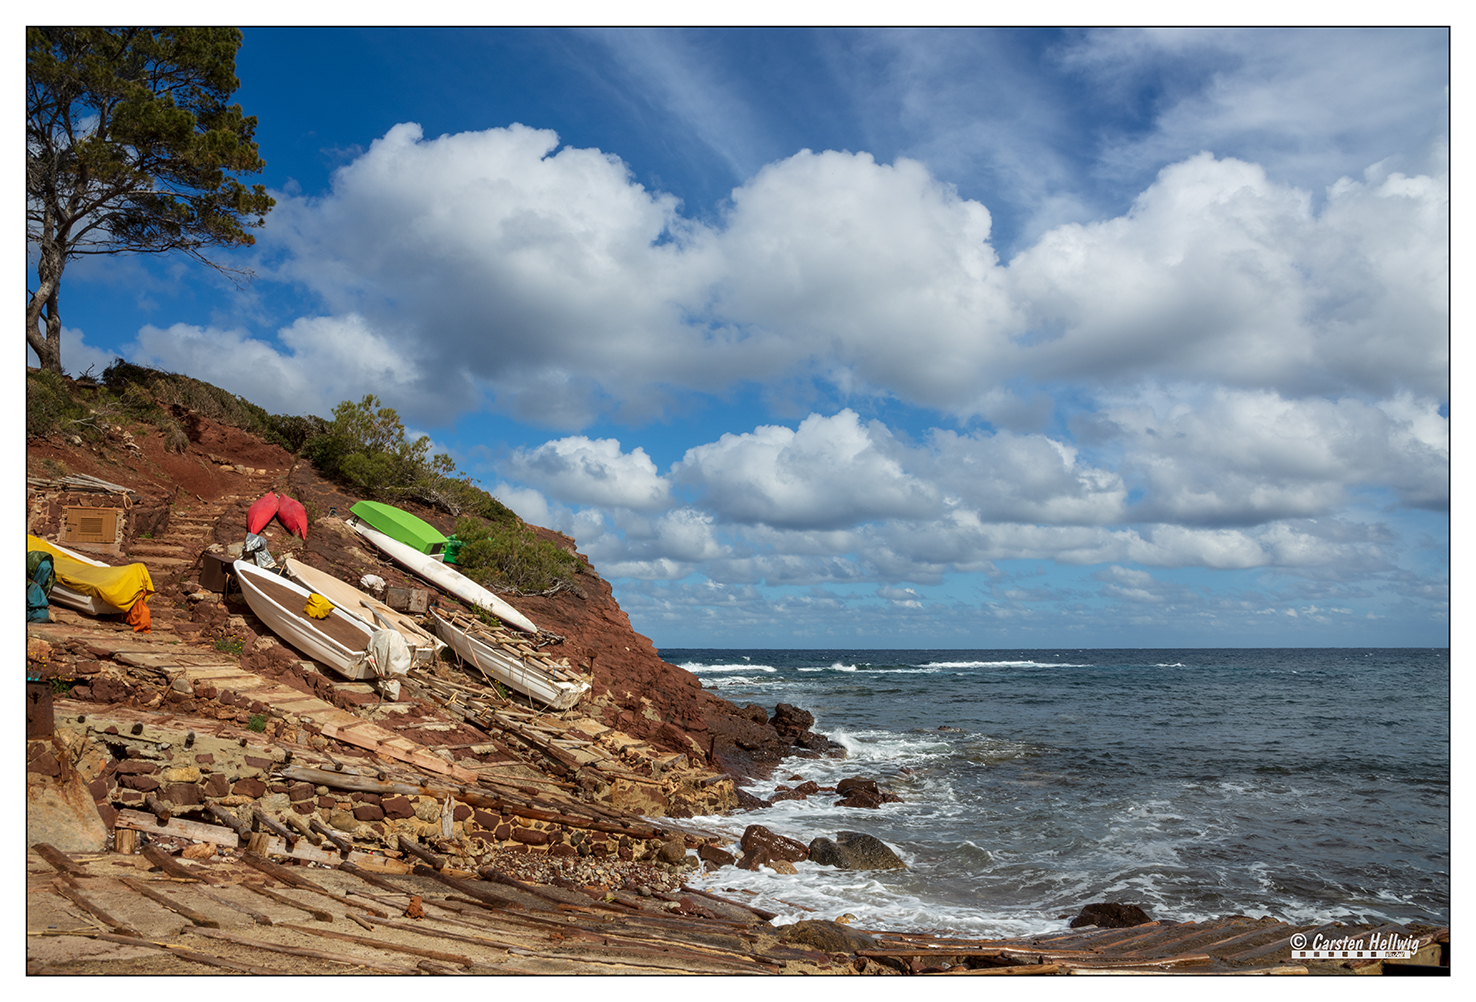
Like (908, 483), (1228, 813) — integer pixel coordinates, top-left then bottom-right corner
(349, 500), (449, 557)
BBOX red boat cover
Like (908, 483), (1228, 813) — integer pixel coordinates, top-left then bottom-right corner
(276, 494), (308, 539)
(247, 492), (280, 534)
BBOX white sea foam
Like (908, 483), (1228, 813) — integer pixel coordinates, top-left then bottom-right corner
(679, 661), (777, 673)
(921, 660), (1094, 669)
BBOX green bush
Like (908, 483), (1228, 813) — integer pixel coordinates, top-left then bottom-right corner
(26, 368), (88, 438)
(452, 515), (579, 594)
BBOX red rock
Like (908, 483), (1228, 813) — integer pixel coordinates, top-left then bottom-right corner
(28, 749), (60, 777)
(741, 824), (808, 862)
(165, 783), (201, 806)
(381, 796), (414, 819)
(232, 778), (267, 798)
(352, 804), (385, 822)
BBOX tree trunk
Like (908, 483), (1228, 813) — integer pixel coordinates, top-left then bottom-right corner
(27, 241), (65, 373)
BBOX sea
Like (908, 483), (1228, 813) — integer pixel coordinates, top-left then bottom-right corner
(665, 648), (1450, 940)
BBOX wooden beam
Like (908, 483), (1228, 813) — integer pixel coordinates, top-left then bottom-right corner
(87, 932), (292, 975)
(205, 804), (252, 840)
(31, 843), (90, 876)
(118, 877), (220, 927)
(397, 835), (446, 871)
(237, 853), (389, 918)
(50, 878), (140, 938)
(239, 880), (333, 922)
(190, 883), (273, 925)
(140, 842), (209, 881)
(276, 921), (477, 966)
(115, 809), (242, 849)
(185, 926), (421, 974)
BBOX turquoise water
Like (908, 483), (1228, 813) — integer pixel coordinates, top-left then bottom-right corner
(666, 648), (1450, 938)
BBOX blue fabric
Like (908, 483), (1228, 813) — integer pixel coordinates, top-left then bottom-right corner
(27, 551), (53, 622)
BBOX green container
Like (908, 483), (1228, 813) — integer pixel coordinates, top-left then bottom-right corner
(442, 534), (464, 565)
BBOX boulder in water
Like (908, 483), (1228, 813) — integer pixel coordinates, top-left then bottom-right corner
(1069, 902), (1153, 928)
(807, 831), (907, 871)
(778, 919), (878, 953)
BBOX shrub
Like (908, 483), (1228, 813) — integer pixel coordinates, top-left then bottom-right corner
(247, 713), (267, 732)
(452, 515), (579, 594)
(25, 368), (88, 438)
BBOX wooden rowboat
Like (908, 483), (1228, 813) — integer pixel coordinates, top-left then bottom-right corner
(350, 517), (538, 633)
(430, 607), (589, 710)
(233, 560), (376, 681)
(282, 556), (442, 665)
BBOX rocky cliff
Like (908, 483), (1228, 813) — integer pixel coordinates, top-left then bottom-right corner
(28, 392), (840, 790)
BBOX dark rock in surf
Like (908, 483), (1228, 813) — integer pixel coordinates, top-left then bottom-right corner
(1069, 902), (1153, 928)
(733, 786), (770, 811)
(741, 823), (809, 862)
(807, 831), (907, 871)
(779, 919), (878, 953)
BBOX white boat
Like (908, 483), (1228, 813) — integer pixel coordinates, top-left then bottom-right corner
(283, 556), (443, 666)
(233, 560), (376, 681)
(430, 607), (589, 710)
(349, 517), (538, 633)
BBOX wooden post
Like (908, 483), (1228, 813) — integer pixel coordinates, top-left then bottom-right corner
(251, 806), (297, 848)
(396, 835), (446, 871)
(206, 804), (251, 840)
(246, 831), (272, 856)
(143, 792), (171, 824)
(114, 828), (137, 855)
(309, 818), (352, 855)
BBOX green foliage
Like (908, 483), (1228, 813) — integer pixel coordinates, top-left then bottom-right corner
(27, 28), (275, 373)
(303, 395), (519, 524)
(247, 712), (267, 732)
(214, 635), (244, 656)
(452, 515), (580, 594)
(51, 677), (73, 696)
(25, 368), (88, 438)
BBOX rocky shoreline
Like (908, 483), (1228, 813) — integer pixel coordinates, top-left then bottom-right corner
(26, 397), (1446, 975)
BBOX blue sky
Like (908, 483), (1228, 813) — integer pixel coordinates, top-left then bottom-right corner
(33, 26), (1450, 649)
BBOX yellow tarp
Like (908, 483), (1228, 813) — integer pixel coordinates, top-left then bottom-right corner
(26, 534), (154, 611)
(304, 593), (335, 619)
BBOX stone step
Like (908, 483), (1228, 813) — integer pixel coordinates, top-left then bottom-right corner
(129, 543), (191, 557)
(137, 556), (196, 569)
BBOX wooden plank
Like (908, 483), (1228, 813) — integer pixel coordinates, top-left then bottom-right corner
(87, 932), (293, 974)
(140, 843), (210, 882)
(240, 881), (333, 922)
(276, 921), (476, 966)
(50, 878), (141, 937)
(186, 926), (421, 974)
(115, 809), (242, 847)
(118, 876), (220, 927)
(190, 883), (274, 925)
(31, 843), (90, 876)
(237, 853), (389, 917)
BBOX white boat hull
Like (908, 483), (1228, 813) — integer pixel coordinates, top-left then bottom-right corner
(351, 519), (538, 633)
(431, 608), (589, 710)
(283, 557), (442, 666)
(234, 560), (376, 681)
